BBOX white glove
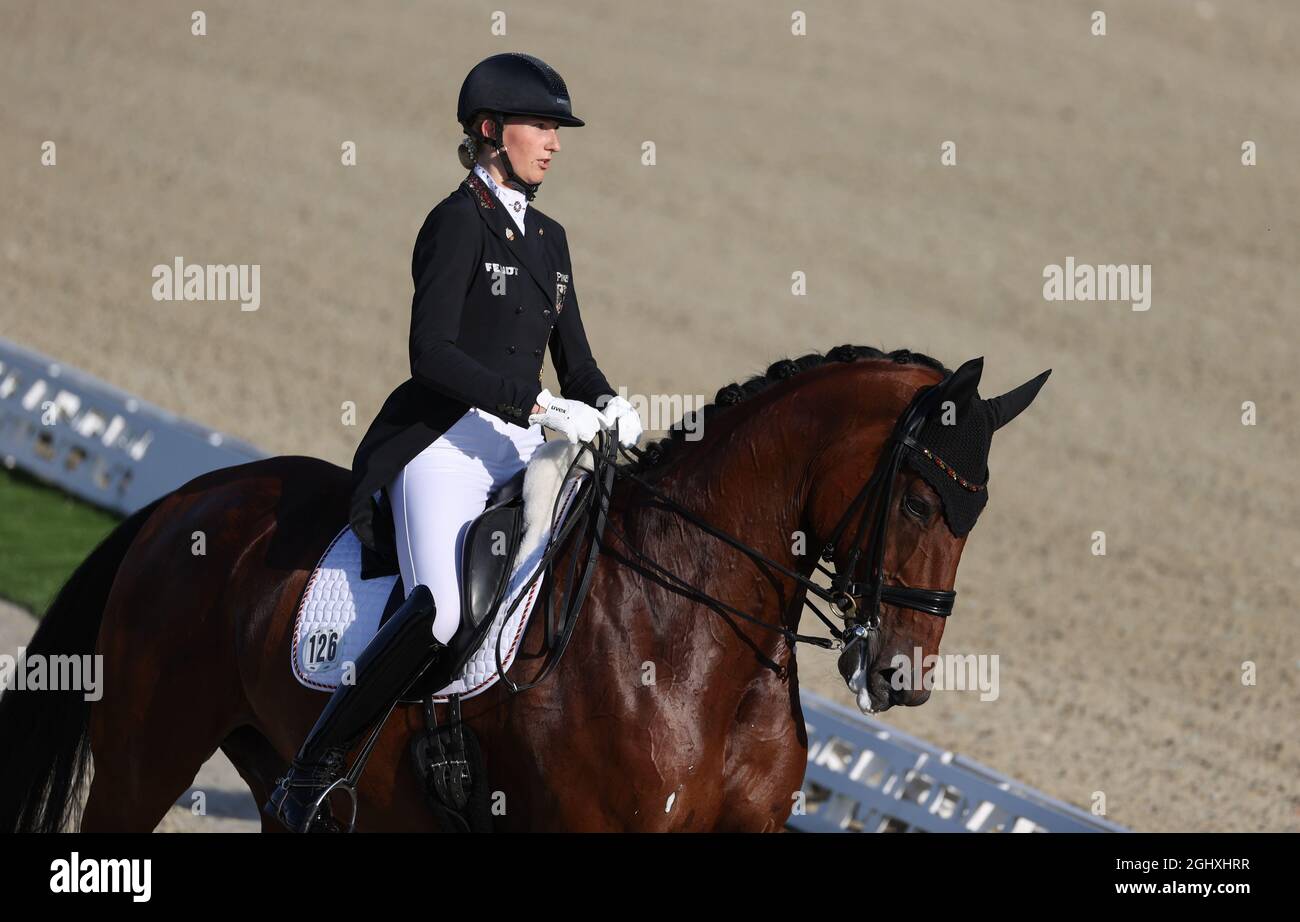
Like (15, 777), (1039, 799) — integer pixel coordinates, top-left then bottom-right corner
(598, 394), (643, 448)
(528, 388), (603, 444)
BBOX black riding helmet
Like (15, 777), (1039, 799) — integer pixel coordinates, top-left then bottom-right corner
(457, 53), (585, 201)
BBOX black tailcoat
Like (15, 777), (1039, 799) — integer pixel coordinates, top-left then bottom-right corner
(349, 170), (615, 577)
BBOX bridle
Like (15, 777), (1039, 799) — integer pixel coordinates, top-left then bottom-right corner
(807, 379), (964, 691)
(814, 379), (960, 632)
(595, 376), (964, 667)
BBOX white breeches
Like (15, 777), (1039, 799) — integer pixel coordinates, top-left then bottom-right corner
(387, 407), (546, 644)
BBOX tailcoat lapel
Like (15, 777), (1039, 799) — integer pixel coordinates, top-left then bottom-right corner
(462, 172), (553, 304)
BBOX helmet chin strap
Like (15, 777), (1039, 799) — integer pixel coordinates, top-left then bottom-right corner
(485, 113), (541, 201)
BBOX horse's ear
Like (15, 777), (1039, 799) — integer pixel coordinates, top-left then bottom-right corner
(943, 356), (984, 408)
(986, 369), (1051, 430)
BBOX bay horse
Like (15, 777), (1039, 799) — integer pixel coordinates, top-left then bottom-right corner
(0, 345), (1048, 832)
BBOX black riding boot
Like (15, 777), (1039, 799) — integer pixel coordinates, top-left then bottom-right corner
(263, 584), (444, 833)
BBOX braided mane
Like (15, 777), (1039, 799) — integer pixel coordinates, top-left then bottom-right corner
(623, 344), (949, 472)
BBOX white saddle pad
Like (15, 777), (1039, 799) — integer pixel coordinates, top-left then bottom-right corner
(290, 441), (591, 701)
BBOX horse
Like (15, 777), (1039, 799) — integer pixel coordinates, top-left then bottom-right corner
(0, 344), (1048, 832)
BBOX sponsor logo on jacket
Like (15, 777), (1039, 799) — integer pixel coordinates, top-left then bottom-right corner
(555, 271), (569, 313)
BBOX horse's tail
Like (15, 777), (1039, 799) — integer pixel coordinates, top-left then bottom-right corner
(0, 497), (163, 833)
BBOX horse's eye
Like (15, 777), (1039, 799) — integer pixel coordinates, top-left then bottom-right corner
(902, 493), (931, 520)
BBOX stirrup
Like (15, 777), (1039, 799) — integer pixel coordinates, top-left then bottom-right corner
(266, 752), (358, 834)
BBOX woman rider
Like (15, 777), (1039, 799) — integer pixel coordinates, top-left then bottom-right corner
(265, 52), (644, 832)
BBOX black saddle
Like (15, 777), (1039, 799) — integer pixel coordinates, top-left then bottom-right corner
(377, 469), (529, 705)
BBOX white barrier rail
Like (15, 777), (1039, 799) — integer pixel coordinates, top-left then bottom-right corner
(792, 690), (1127, 832)
(0, 338), (264, 515)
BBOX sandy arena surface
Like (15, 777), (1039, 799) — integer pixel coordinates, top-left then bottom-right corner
(1, 1), (1297, 832)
